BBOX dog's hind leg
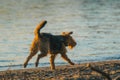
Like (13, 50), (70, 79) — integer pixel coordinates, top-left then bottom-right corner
(61, 53), (74, 65)
(50, 54), (57, 70)
(24, 50), (38, 68)
(35, 53), (47, 67)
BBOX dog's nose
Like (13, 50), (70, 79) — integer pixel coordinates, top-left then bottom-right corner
(44, 20), (47, 24)
(74, 42), (77, 46)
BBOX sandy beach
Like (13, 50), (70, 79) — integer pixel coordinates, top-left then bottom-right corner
(0, 60), (120, 80)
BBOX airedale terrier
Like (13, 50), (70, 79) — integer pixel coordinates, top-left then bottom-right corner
(24, 20), (77, 70)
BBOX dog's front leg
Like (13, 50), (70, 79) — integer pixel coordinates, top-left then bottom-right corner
(61, 53), (75, 65)
(50, 54), (56, 70)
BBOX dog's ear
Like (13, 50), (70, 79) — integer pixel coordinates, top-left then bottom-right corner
(68, 31), (73, 35)
(62, 31), (73, 35)
(62, 32), (66, 35)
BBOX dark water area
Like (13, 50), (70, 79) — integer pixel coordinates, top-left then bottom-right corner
(0, 0), (120, 71)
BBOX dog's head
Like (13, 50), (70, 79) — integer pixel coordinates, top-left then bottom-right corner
(62, 31), (77, 49)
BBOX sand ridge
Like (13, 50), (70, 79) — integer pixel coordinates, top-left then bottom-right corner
(0, 60), (120, 80)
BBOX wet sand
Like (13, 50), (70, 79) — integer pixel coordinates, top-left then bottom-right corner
(0, 60), (120, 80)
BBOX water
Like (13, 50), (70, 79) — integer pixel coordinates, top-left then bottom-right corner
(0, 0), (120, 71)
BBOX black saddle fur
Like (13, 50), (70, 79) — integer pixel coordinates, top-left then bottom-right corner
(40, 33), (66, 51)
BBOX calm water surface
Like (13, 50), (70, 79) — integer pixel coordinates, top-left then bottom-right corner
(0, 0), (120, 71)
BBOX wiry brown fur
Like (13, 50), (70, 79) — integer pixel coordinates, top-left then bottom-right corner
(24, 20), (77, 70)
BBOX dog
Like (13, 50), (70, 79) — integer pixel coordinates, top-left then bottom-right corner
(24, 20), (77, 70)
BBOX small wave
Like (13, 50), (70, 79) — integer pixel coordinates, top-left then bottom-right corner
(0, 60), (14, 62)
(0, 64), (23, 68)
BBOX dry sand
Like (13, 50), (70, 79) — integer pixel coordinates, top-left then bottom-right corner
(0, 60), (120, 80)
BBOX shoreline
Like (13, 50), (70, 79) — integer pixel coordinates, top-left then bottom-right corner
(0, 60), (120, 79)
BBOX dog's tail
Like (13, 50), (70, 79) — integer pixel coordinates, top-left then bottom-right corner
(34, 20), (47, 37)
